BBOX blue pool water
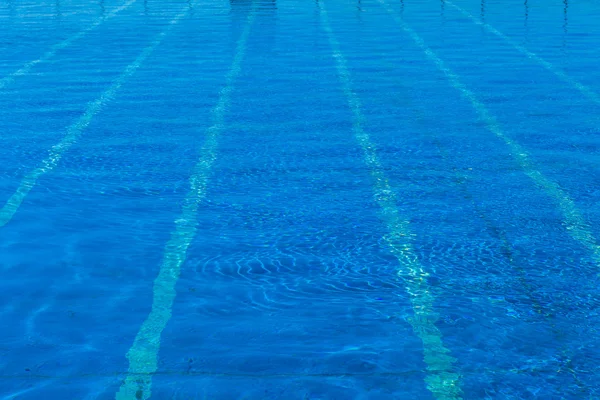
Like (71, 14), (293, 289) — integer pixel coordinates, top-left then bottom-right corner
(1, 0), (600, 398)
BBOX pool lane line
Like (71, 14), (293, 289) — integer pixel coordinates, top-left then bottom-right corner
(444, 0), (600, 106)
(114, 7), (256, 400)
(0, 7), (189, 228)
(365, 9), (588, 391)
(385, 45), (587, 383)
(0, 0), (138, 90)
(425, 130), (587, 392)
(316, 2), (462, 399)
(376, 0), (600, 269)
(441, 152), (587, 391)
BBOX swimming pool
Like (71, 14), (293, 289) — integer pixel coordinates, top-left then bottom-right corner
(1, 0), (600, 398)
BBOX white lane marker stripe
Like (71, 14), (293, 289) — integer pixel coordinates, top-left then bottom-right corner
(376, 0), (600, 264)
(445, 0), (600, 106)
(0, 0), (138, 90)
(317, 2), (462, 399)
(0, 9), (188, 228)
(114, 9), (257, 400)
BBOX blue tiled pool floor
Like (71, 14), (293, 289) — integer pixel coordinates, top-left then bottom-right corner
(1, 0), (600, 398)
